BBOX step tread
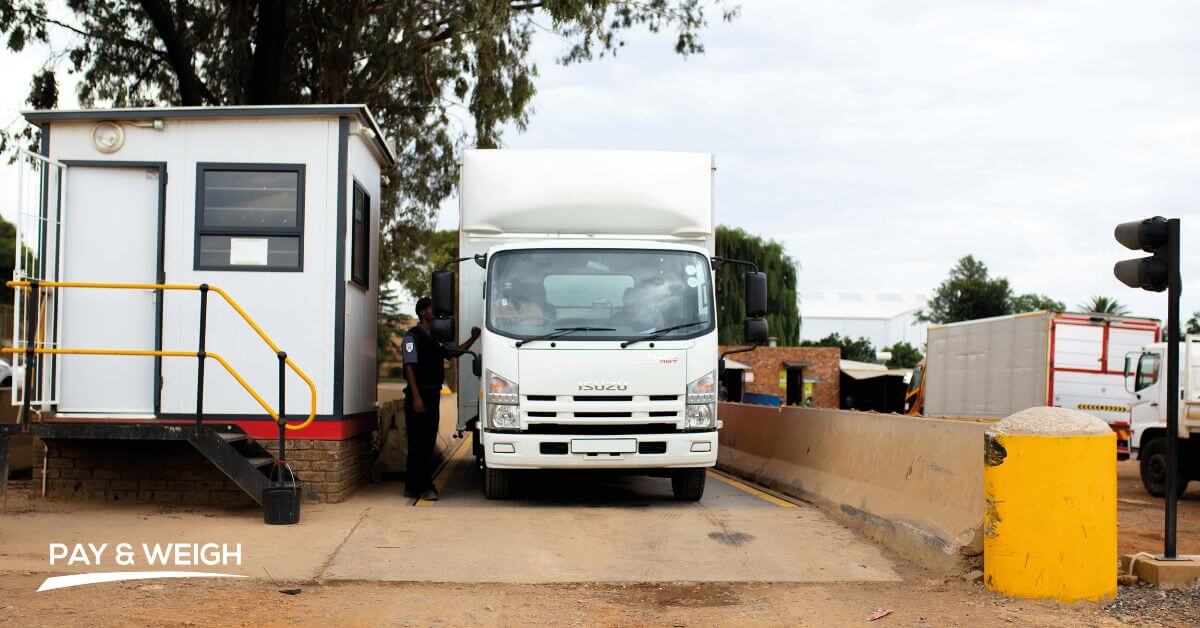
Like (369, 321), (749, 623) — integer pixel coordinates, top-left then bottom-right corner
(217, 432), (249, 443)
(246, 456), (276, 468)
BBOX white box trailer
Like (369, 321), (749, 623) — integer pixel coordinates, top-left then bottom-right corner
(435, 149), (770, 501)
(924, 311), (1160, 457)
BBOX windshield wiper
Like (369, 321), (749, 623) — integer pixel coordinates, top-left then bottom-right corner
(620, 321), (706, 348)
(515, 327), (616, 347)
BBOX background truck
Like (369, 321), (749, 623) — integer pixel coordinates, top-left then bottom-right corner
(921, 311), (1161, 457)
(1126, 335), (1200, 497)
(430, 149), (768, 501)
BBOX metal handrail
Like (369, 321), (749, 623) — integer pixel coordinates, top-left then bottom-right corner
(6, 280), (317, 431)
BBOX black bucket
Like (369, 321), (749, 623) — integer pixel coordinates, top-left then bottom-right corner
(263, 463), (300, 525)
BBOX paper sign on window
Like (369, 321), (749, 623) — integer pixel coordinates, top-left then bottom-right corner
(229, 237), (269, 266)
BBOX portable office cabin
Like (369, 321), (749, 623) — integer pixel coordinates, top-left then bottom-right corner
(14, 105), (392, 503)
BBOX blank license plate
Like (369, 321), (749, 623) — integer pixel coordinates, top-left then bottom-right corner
(570, 439), (637, 454)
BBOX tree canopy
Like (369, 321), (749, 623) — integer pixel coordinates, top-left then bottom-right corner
(801, 332), (874, 362)
(918, 255), (1013, 324)
(884, 341), (923, 368)
(715, 226), (799, 345)
(1077, 295), (1130, 316)
(1010, 293), (1065, 313)
(0, 0), (737, 281)
(918, 255), (1070, 324)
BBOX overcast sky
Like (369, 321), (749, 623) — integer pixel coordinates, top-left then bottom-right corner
(0, 1), (1196, 323)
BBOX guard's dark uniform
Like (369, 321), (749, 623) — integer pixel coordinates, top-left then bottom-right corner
(401, 324), (445, 496)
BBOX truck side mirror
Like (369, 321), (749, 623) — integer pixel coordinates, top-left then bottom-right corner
(745, 318), (769, 344)
(745, 271), (768, 318)
(1123, 352), (1137, 394)
(431, 317), (455, 344)
(432, 269), (455, 317)
(472, 355), (482, 378)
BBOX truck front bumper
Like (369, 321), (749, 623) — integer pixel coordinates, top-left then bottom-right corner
(482, 430), (717, 470)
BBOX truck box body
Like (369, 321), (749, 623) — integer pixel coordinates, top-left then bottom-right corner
(925, 312), (1159, 454)
(452, 150), (724, 497)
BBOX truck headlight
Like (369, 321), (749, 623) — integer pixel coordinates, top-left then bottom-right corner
(687, 371), (717, 405)
(486, 371), (518, 405)
(489, 404), (520, 429)
(685, 403), (714, 429)
(686, 370), (717, 429)
(486, 370), (519, 429)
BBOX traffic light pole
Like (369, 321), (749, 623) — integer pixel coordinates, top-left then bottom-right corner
(1161, 217), (1182, 561)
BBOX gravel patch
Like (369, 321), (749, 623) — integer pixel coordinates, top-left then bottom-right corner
(989, 406), (1113, 436)
(1105, 583), (1200, 626)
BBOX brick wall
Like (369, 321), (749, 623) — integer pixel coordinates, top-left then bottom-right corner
(32, 433), (372, 505)
(260, 434), (371, 504)
(34, 439), (255, 505)
(719, 346), (841, 408)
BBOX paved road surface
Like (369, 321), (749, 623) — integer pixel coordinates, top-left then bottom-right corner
(321, 435), (902, 583)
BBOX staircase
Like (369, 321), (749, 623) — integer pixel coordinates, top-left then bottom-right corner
(188, 426), (284, 506)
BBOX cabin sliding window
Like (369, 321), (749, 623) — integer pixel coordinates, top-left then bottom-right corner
(194, 163), (304, 271)
(350, 181), (370, 288)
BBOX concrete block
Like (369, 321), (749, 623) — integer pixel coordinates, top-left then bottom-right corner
(1123, 554), (1200, 590)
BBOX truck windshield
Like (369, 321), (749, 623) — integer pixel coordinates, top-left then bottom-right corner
(487, 249), (714, 341)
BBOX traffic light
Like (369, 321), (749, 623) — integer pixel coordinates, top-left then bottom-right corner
(1113, 215), (1183, 561)
(1113, 216), (1171, 291)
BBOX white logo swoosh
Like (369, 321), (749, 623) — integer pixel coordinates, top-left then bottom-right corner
(38, 571), (246, 592)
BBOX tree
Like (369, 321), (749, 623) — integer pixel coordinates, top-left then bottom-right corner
(1186, 311), (1200, 336)
(396, 229), (459, 299)
(714, 226), (799, 345)
(1077, 296), (1130, 316)
(0, 216), (16, 303)
(884, 341), (922, 368)
(378, 284), (404, 365)
(0, 0), (738, 282)
(918, 255), (1013, 324)
(801, 332), (874, 362)
(1010, 293), (1065, 313)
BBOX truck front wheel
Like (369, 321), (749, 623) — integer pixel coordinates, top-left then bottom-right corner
(1140, 436), (1189, 498)
(484, 466), (512, 500)
(672, 468), (706, 502)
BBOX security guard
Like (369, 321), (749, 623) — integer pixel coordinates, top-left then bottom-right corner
(399, 296), (479, 500)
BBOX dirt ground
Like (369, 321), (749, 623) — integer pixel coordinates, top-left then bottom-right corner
(1117, 459), (1200, 556)
(0, 571), (1142, 626)
(0, 460), (1196, 626)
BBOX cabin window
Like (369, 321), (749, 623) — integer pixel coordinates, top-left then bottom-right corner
(194, 163), (304, 271)
(350, 181), (370, 287)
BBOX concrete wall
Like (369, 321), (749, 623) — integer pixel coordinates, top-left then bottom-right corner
(717, 402), (993, 573)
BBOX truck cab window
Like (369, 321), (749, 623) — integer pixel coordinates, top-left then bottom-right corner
(1136, 353), (1161, 391)
(487, 249), (713, 340)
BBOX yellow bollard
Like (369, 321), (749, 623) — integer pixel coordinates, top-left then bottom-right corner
(983, 407), (1117, 602)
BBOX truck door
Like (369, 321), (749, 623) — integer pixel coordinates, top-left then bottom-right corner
(1129, 351), (1163, 450)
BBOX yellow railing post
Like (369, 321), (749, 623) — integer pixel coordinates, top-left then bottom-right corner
(4, 280), (317, 430)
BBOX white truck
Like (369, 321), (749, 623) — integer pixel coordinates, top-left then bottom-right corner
(923, 311), (1161, 457)
(430, 150), (768, 500)
(1126, 336), (1200, 497)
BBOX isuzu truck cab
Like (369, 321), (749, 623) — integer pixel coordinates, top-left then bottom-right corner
(1126, 335), (1200, 497)
(430, 150), (768, 501)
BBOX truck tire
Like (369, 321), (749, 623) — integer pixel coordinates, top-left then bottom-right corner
(672, 468), (706, 502)
(1140, 436), (1189, 498)
(484, 466), (512, 500)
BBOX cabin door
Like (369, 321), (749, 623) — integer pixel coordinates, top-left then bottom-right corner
(58, 165), (162, 414)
